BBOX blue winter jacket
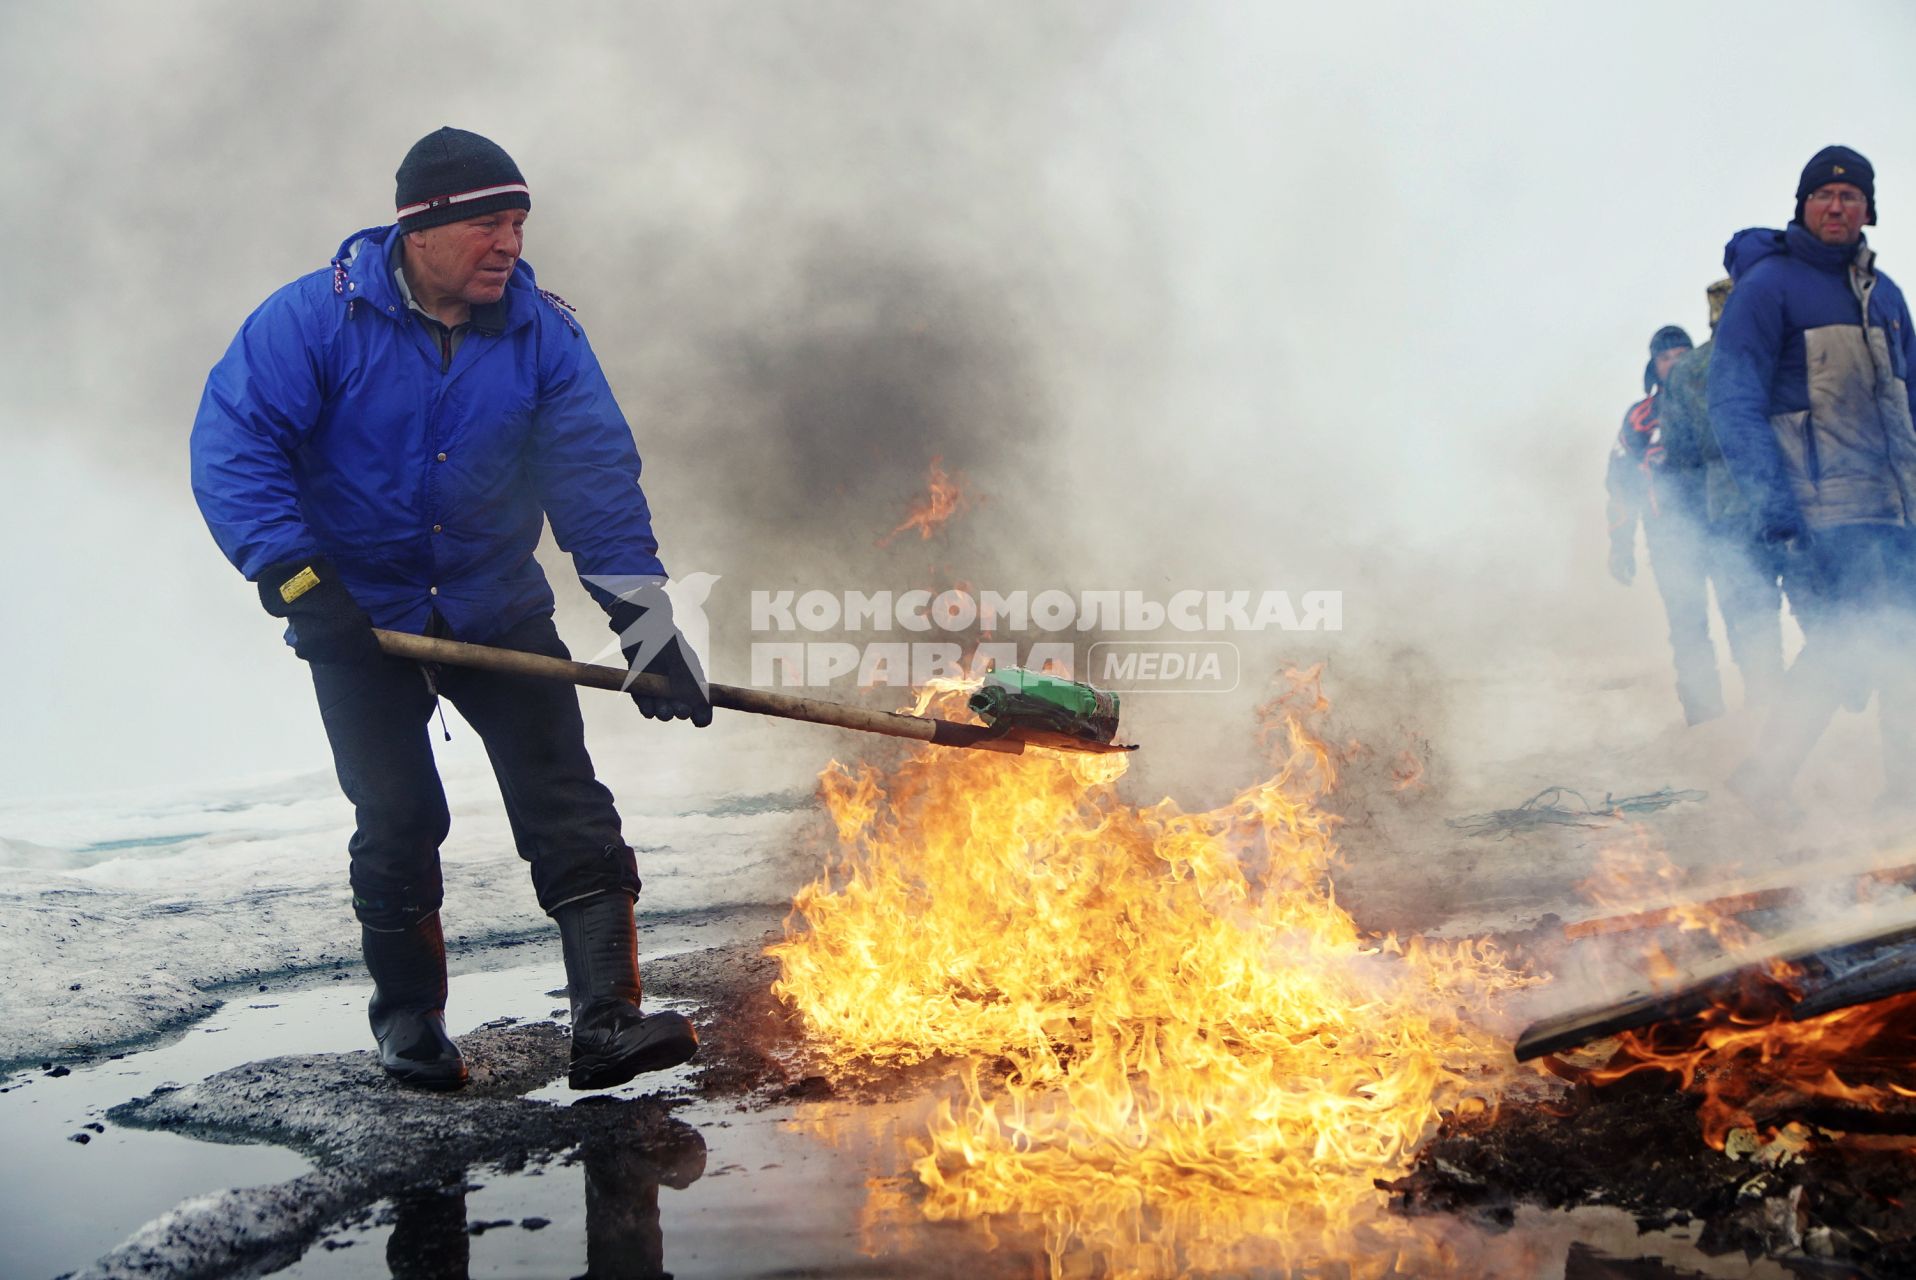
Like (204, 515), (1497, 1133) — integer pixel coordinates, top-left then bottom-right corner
(191, 226), (665, 645)
(1708, 221), (1916, 535)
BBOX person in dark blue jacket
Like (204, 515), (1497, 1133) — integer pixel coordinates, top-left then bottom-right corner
(191, 129), (706, 1091)
(1709, 145), (1916, 821)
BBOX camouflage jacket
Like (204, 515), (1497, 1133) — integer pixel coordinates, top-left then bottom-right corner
(1659, 340), (1749, 525)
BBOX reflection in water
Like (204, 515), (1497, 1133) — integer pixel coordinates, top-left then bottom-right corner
(380, 1106), (707, 1280)
(580, 1115), (709, 1280)
(1561, 1241), (1722, 1280)
(388, 1181), (470, 1280)
(790, 1099), (1801, 1280)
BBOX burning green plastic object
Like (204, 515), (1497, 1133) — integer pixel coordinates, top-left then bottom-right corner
(967, 668), (1121, 750)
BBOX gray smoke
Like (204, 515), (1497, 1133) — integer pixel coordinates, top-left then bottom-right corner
(4, 0), (1916, 885)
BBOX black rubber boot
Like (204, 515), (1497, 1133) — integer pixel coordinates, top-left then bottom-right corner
(363, 915), (468, 1090)
(556, 893), (699, 1090)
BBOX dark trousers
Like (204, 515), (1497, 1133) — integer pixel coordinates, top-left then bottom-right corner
(1644, 508), (1785, 723)
(1750, 526), (1916, 794)
(310, 613), (641, 931)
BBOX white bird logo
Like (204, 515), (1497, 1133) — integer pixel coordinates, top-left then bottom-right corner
(582, 572), (720, 696)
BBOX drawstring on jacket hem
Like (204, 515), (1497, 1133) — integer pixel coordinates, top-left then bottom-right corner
(419, 663), (452, 742)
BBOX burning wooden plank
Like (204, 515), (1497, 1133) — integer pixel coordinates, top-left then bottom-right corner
(1792, 939), (1916, 1020)
(1515, 897), (1916, 1061)
(1561, 851), (1916, 941)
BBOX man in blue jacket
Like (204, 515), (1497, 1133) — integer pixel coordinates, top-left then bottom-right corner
(1709, 145), (1916, 819)
(191, 129), (708, 1090)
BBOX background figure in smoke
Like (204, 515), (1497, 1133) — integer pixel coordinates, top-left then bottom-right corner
(1608, 324), (1731, 724)
(1710, 145), (1916, 820)
(1654, 277), (1787, 710)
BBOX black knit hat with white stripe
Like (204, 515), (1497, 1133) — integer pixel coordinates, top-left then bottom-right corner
(394, 128), (530, 233)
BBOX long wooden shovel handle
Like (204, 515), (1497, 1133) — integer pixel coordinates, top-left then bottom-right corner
(372, 629), (1024, 754)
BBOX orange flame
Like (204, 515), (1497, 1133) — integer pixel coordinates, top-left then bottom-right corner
(1577, 983), (1916, 1150)
(769, 678), (1543, 1270)
(1573, 835), (1763, 987)
(879, 456), (972, 546)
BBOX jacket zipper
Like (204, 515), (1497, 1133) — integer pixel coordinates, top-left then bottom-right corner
(424, 320), (451, 613)
(1850, 255), (1911, 520)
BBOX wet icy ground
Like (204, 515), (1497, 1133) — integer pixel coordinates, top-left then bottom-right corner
(10, 927), (1806, 1280)
(0, 721), (841, 1276)
(2, 663), (1896, 1277)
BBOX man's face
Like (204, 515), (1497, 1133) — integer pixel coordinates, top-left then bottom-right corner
(1655, 346), (1691, 383)
(405, 209), (527, 305)
(1804, 183), (1867, 246)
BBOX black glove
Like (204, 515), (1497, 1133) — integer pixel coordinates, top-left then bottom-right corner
(608, 601), (713, 727)
(257, 557), (383, 665)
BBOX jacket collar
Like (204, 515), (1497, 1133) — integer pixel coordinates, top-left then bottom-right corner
(331, 224), (539, 331)
(386, 235), (507, 335)
(1785, 220), (1874, 276)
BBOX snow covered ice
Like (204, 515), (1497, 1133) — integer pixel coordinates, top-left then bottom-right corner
(0, 719), (831, 1068)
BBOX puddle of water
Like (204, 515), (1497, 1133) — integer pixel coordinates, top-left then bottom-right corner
(272, 1090), (1807, 1280)
(0, 1110), (303, 1280)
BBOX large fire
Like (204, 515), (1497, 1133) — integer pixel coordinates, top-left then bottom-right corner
(1559, 842), (1916, 1149)
(769, 673), (1543, 1271)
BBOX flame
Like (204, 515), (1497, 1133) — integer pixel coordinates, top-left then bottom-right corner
(1574, 980), (1916, 1150)
(1390, 733), (1430, 793)
(879, 456), (973, 546)
(903, 671), (981, 717)
(1573, 835), (1765, 987)
(1563, 841), (1916, 1149)
(769, 675), (1542, 1271)
(801, 1097), (1582, 1277)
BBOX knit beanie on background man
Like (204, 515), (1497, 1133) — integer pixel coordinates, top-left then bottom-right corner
(1794, 144), (1875, 226)
(1650, 325), (1693, 357)
(394, 128), (530, 234)
(1643, 326), (1692, 394)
